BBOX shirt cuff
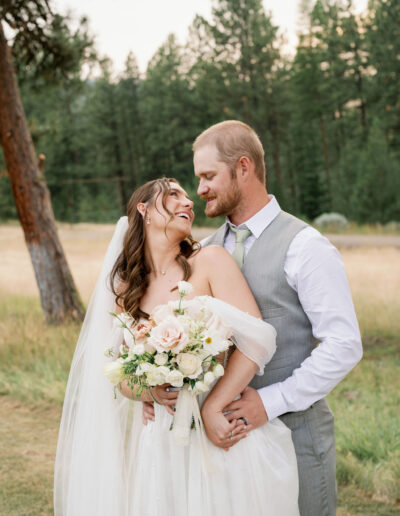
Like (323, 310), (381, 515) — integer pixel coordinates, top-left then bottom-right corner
(258, 383), (288, 421)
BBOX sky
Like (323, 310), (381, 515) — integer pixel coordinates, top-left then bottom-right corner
(54, 0), (369, 74)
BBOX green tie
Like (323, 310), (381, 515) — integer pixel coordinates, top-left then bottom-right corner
(229, 224), (252, 268)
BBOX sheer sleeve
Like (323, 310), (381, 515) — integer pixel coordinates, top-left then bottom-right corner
(203, 296), (276, 375)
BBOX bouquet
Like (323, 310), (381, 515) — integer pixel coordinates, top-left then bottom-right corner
(104, 281), (233, 399)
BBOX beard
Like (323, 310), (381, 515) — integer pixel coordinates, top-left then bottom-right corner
(204, 180), (242, 218)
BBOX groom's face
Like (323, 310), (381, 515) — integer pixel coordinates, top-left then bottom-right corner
(194, 144), (241, 218)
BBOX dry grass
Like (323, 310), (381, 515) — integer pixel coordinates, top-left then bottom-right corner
(1, 224), (400, 326)
(340, 248), (400, 335)
(0, 398), (60, 515)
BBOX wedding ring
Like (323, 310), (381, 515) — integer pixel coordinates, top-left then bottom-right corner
(230, 431), (234, 440)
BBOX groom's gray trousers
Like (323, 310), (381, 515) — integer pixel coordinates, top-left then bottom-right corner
(205, 211), (337, 516)
(280, 400), (337, 516)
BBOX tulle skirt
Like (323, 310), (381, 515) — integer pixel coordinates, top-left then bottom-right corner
(127, 402), (299, 516)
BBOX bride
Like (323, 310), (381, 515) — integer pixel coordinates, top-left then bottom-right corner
(54, 178), (299, 515)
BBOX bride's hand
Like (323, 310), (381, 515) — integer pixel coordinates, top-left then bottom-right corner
(201, 403), (252, 450)
(150, 384), (179, 416)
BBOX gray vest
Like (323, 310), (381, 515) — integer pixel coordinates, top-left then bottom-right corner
(205, 211), (318, 388)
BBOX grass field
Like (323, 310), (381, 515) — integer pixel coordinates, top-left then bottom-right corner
(0, 224), (399, 515)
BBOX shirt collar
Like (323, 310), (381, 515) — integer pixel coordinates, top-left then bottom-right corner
(225, 195), (281, 238)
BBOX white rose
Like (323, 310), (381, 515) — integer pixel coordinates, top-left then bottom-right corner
(193, 381), (209, 394)
(144, 342), (156, 354)
(103, 359), (125, 385)
(178, 281), (193, 296)
(147, 316), (189, 354)
(213, 364), (225, 377)
(177, 353), (203, 378)
(151, 303), (174, 324)
(136, 362), (154, 376)
(146, 366), (170, 386)
(154, 353), (169, 366)
(184, 298), (205, 320)
(166, 369), (184, 388)
(131, 343), (145, 355)
(104, 348), (114, 358)
(203, 371), (215, 386)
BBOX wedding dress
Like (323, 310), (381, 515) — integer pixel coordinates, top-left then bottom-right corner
(54, 217), (299, 515)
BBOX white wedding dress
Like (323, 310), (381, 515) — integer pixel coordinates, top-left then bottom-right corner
(54, 217), (299, 515)
(128, 393), (299, 516)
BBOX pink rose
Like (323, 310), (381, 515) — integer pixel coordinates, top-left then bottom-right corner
(147, 316), (189, 354)
(134, 321), (154, 341)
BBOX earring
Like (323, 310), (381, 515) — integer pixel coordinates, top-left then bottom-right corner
(146, 216), (150, 225)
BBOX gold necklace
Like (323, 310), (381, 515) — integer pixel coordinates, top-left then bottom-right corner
(152, 259), (176, 276)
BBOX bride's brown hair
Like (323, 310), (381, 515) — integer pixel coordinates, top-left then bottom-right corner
(110, 178), (199, 320)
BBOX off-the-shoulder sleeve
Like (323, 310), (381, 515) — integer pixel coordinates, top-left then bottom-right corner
(203, 296), (276, 375)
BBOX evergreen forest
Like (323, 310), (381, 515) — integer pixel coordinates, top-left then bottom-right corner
(1, 0), (399, 225)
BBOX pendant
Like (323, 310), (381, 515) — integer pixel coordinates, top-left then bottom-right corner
(161, 270), (166, 275)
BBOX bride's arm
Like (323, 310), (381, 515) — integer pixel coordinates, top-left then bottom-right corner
(114, 296), (179, 412)
(197, 246), (263, 447)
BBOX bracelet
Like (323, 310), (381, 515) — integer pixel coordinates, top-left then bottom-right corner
(148, 387), (161, 405)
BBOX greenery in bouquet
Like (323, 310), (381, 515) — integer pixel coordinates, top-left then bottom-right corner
(104, 281), (232, 397)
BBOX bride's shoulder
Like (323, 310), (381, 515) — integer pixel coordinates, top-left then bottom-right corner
(191, 245), (233, 266)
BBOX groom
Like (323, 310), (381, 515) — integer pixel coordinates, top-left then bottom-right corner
(192, 120), (362, 516)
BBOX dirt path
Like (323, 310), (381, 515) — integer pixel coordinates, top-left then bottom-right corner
(322, 234), (400, 248)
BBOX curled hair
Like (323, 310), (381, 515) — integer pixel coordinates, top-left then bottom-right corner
(110, 178), (199, 320)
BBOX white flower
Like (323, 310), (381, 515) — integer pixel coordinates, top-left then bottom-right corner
(123, 327), (135, 348)
(119, 343), (129, 355)
(136, 362), (154, 376)
(185, 298), (208, 321)
(131, 343), (145, 355)
(151, 303), (174, 324)
(213, 364), (225, 377)
(147, 316), (189, 354)
(166, 369), (184, 388)
(146, 366), (170, 386)
(154, 353), (169, 366)
(203, 371), (215, 386)
(206, 313), (232, 340)
(177, 281), (193, 296)
(104, 359), (125, 385)
(144, 342), (156, 354)
(202, 333), (225, 355)
(193, 381), (209, 394)
(177, 353), (203, 378)
(104, 348), (114, 358)
(113, 312), (134, 329)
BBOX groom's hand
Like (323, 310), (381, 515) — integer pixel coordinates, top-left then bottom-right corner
(223, 386), (269, 431)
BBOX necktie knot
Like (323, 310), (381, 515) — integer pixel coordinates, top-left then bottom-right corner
(228, 224), (252, 268)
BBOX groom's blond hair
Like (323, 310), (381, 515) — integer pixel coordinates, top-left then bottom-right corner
(193, 120), (266, 185)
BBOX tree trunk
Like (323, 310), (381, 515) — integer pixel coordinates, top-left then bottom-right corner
(0, 21), (84, 324)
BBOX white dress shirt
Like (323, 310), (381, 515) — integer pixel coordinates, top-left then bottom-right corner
(224, 196), (363, 420)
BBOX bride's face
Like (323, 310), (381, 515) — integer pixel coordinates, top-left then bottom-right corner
(146, 183), (194, 238)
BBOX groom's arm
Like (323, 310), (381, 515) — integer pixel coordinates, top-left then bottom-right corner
(224, 227), (362, 424)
